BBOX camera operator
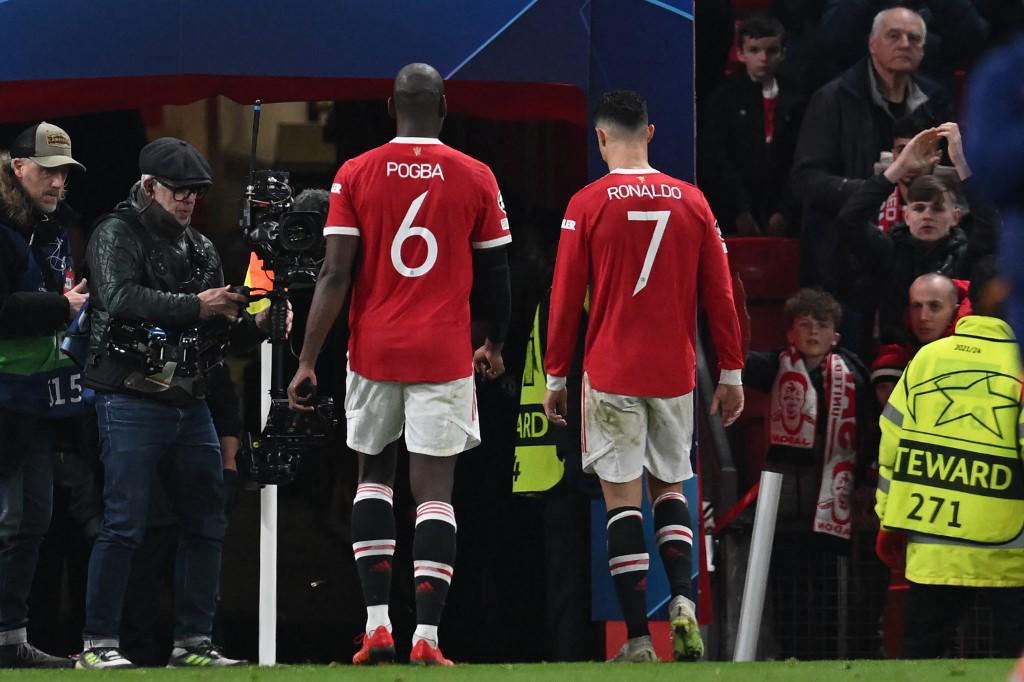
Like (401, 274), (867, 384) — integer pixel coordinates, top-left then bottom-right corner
(77, 138), (255, 669)
(0, 122), (87, 669)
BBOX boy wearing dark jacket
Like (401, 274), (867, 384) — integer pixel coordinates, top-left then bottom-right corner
(701, 15), (804, 236)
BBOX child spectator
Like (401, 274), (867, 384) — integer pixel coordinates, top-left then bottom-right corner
(826, 121), (989, 360)
(744, 289), (873, 540)
(701, 15), (805, 236)
(743, 288), (876, 659)
(834, 125), (998, 347)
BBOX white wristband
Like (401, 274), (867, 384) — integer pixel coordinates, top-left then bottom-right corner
(719, 369), (742, 386)
(546, 375), (567, 391)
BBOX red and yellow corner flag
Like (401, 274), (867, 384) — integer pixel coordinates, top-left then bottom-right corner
(244, 252), (273, 315)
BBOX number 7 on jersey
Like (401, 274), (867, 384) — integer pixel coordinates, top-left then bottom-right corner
(629, 210), (670, 295)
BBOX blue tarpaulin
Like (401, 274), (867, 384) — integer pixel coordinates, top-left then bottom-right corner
(0, 0), (694, 180)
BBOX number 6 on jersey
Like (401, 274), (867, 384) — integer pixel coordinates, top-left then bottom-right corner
(391, 191), (438, 277)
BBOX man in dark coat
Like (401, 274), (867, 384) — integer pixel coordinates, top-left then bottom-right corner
(0, 122), (88, 669)
(790, 6), (952, 284)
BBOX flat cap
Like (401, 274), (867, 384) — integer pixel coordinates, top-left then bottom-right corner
(139, 137), (212, 188)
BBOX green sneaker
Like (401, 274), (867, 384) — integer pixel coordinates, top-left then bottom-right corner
(609, 635), (657, 662)
(167, 640), (245, 667)
(669, 595), (704, 661)
(76, 647), (136, 669)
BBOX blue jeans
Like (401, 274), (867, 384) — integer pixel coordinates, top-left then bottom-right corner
(0, 414), (54, 644)
(83, 393), (225, 646)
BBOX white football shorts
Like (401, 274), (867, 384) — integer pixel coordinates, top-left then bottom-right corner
(345, 366), (480, 457)
(582, 373), (694, 483)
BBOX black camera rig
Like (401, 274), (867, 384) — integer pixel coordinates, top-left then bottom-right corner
(106, 318), (230, 379)
(241, 168), (324, 300)
(237, 100), (336, 486)
(244, 380), (334, 486)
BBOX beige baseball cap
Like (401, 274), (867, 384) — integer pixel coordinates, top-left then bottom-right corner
(10, 121), (86, 172)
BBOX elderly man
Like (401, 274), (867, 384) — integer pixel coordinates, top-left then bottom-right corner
(790, 6), (952, 285)
(0, 122), (88, 668)
(78, 138), (251, 669)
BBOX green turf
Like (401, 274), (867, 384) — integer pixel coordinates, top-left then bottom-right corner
(1, 659), (1016, 681)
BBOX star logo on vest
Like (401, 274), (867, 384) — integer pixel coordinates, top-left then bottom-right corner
(908, 370), (1021, 440)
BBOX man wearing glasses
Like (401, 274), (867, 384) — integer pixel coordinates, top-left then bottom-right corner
(78, 138), (250, 669)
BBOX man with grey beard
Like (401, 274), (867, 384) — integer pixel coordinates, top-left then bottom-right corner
(0, 122), (89, 669)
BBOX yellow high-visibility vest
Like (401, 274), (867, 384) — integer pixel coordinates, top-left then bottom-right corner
(877, 315), (1024, 586)
(244, 252), (273, 315)
(512, 304), (564, 494)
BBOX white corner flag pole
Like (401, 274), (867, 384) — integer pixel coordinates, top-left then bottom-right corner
(258, 340), (277, 666)
(733, 470), (783, 662)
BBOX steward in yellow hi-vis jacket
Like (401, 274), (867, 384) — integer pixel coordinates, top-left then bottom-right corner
(876, 311), (1024, 658)
(513, 303), (564, 493)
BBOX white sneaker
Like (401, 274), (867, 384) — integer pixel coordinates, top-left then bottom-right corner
(76, 647), (136, 669)
(669, 595), (704, 661)
(610, 635), (657, 662)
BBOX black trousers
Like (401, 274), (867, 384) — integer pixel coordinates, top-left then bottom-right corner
(903, 581), (1024, 658)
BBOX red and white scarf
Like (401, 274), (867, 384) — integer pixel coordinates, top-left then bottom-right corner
(769, 349), (858, 540)
(877, 185), (902, 233)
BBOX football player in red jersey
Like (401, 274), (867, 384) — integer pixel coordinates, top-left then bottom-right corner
(288, 63), (511, 666)
(543, 90), (744, 662)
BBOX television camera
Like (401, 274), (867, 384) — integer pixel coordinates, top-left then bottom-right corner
(238, 101), (336, 485)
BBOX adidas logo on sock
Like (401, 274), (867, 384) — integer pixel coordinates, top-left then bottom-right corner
(372, 559), (392, 573)
(416, 581), (434, 594)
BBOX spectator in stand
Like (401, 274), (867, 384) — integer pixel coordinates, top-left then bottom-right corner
(744, 289), (873, 541)
(816, 1), (989, 94)
(701, 15), (805, 237)
(873, 115), (935, 234)
(828, 117), (958, 356)
(744, 289), (874, 659)
(870, 273), (968, 407)
(790, 6), (952, 285)
(833, 124), (998, 349)
(770, 0), (829, 96)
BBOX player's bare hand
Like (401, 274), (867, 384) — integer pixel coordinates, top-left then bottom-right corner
(287, 364), (317, 412)
(473, 339), (505, 380)
(256, 300), (294, 338)
(198, 286), (247, 322)
(710, 383), (744, 427)
(65, 278), (89, 319)
(543, 388), (568, 428)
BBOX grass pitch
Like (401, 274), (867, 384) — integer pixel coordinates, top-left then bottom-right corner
(1, 659), (1015, 681)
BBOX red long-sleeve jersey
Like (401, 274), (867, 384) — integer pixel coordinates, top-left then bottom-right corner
(545, 168), (743, 397)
